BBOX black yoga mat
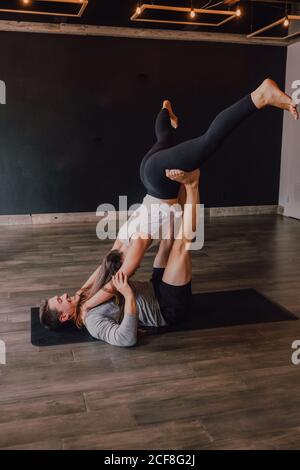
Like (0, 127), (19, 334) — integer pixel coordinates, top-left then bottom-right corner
(31, 288), (298, 347)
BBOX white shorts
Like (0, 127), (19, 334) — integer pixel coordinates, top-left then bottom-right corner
(117, 195), (182, 247)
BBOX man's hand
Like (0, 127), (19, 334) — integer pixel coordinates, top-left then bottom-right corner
(112, 272), (133, 298)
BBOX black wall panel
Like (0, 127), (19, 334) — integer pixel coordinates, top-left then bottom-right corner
(0, 32), (286, 214)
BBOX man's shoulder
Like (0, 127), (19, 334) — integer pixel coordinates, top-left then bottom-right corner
(85, 301), (119, 321)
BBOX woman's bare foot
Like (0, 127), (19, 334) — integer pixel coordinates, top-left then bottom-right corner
(170, 117), (178, 129)
(163, 100), (179, 128)
(251, 78), (298, 120)
(166, 168), (200, 185)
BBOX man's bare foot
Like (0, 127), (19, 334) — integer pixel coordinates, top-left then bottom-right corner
(165, 168), (200, 185)
(251, 78), (299, 120)
(163, 99), (179, 128)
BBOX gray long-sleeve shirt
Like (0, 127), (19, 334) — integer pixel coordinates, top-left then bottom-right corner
(84, 281), (167, 347)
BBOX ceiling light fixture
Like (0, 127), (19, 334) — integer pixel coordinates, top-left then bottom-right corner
(247, 14), (300, 40)
(0, 0), (89, 18)
(284, 0), (289, 27)
(190, 0), (196, 19)
(136, 1), (142, 16)
(131, 3), (237, 28)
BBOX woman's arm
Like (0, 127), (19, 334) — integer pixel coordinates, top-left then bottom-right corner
(83, 281), (114, 310)
(78, 238), (127, 294)
(83, 235), (151, 311)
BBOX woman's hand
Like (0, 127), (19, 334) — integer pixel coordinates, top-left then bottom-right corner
(112, 271), (133, 297)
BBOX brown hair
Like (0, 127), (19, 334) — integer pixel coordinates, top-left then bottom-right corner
(39, 249), (124, 330)
(39, 299), (65, 330)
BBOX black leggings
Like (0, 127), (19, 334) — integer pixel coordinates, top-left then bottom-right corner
(140, 94), (258, 199)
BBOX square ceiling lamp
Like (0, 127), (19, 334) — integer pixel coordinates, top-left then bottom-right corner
(0, 0), (88, 18)
(247, 15), (300, 40)
(131, 3), (240, 27)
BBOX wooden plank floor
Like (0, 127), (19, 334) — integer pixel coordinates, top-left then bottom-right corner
(1, 214), (300, 450)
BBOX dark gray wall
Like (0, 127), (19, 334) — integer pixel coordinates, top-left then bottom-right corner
(0, 32), (286, 215)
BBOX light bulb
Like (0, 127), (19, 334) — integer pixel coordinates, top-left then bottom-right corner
(136, 6), (141, 15)
(236, 8), (241, 17)
(23, 0), (30, 5)
(190, 9), (196, 19)
(284, 17), (289, 27)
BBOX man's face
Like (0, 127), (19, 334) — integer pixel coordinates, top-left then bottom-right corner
(48, 293), (76, 323)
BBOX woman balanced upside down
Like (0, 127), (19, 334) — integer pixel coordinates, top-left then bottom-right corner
(40, 78), (298, 335)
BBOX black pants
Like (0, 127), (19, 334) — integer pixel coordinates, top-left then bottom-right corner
(151, 268), (192, 326)
(140, 94), (258, 199)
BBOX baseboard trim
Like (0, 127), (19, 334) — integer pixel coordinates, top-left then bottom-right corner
(0, 214), (32, 225)
(208, 205), (281, 217)
(31, 212), (97, 225)
(0, 205), (283, 226)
